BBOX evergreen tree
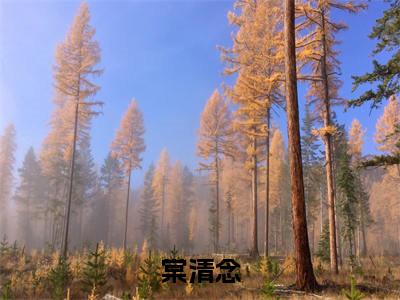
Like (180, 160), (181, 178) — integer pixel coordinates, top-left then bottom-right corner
(351, 0), (400, 108)
(301, 104), (323, 252)
(351, 0), (400, 167)
(316, 222), (330, 263)
(99, 153), (124, 246)
(348, 119), (372, 257)
(48, 258), (71, 300)
(82, 243), (109, 297)
(139, 164), (159, 249)
(336, 126), (359, 265)
(152, 149), (170, 245)
(14, 147), (44, 249)
(166, 162), (193, 250)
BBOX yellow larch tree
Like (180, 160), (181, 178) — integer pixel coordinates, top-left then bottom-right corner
(39, 2), (103, 257)
(348, 118), (366, 164)
(296, 0), (365, 274)
(269, 129), (286, 213)
(197, 89), (235, 252)
(221, 0), (285, 257)
(152, 148), (170, 247)
(166, 161), (185, 248)
(111, 99), (146, 250)
(375, 95), (400, 154)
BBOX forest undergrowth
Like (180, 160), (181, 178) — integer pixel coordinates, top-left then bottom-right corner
(0, 240), (399, 300)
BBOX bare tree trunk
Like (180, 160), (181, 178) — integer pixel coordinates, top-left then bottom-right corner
(228, 210), (231, 247)
(250, 136), (259, 257)
(320, 10), (339, 274)
(361, 214), (367, 256)
(356, 220), (361, 260)
(161, 176), (166, 247)
(123, 167), (132, 251)
(264, 109), (271, 257)
(284, 0), (318, 291)
(320, 186), (323, 234)
(62, 98), (79, 259)
(232, 214), (235, 244)
(336, 214), (343, 267)
(215, 154), (220, 252)
(279, 202), (282, 254)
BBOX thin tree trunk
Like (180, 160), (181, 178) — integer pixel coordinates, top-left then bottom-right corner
(361, 214), (367, 256)
(356, 220), (361, 260)
(320, 10), (339, 274)
(215, 154), (220, 253)
(228, 209), (231, 247)
(336, 214), (343, 267)
(161, 176), (166, 246)
(232, 213), (237, 244)
(275, 213), (279, 254)
(265, 108), (271, 257)
(62, 97), (80, 259)
(123, 167), (132, 251)
(43, 210), (48, 247)
(279, 202), (282, 254)
(320, 186), (323, 234)
(284, 0), (318, 291)
(250, 136), (259, 257)
(106, 194), (112, 246)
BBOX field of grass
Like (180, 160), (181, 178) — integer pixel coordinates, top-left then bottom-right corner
(1, 242), (400, 299)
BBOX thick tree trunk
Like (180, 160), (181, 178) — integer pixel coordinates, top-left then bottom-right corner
(123, 167), (132, 251)
(284, 0), (318, 291)
(264, 109), (271, 257)
(250, 136), (259, 257)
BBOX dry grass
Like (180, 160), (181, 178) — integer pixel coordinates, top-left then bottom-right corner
(0, 247), (399, 299)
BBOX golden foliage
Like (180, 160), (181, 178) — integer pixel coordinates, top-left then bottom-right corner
(348, 118), (366, 161)
(375, 95), (400, 154)
(111, 99), (146, 174)
(312, 125), (337, 137)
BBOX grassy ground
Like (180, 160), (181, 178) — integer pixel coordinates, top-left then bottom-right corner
(0, 244), (399, 299)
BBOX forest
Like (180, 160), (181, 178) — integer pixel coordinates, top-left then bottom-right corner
(0, 0), (399, 299)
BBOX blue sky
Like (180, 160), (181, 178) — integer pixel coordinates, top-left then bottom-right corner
(0, 0), (391, 186)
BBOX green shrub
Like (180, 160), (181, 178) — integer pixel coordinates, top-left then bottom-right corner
(47, 257), (71, 300)
(342, 276), (365, 300)
(82, 243), (110, 297)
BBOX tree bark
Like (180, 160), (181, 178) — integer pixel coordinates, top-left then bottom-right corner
(284, 0), (319, 291)
(123, 167), (132, 251)
(264, 108), (271, 257)
(320, 10), (339, 274)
